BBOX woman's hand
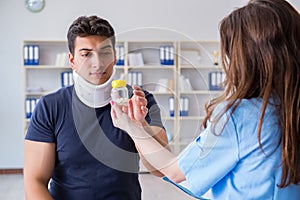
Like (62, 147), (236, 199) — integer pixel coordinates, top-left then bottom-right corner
(111, 100), (147, 139)
(110, 100), (132, 132)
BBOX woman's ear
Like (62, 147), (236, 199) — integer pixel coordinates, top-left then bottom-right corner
(68, 52), (76, 70)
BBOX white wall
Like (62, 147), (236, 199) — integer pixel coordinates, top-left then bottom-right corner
(0, 0), (299, 168)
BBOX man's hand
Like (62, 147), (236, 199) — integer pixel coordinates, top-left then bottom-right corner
(129, 85), (148, 125)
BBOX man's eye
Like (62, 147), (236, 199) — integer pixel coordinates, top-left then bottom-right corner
(100, 51), (112, 56)
(81, 52), (90, 57)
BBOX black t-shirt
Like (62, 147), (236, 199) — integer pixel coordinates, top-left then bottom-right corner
(25, 85), (164, 200)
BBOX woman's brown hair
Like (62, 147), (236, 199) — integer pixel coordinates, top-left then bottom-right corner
(202, 0), (300, 188)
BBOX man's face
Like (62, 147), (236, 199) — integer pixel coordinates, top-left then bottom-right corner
(69, 35), (116, 85)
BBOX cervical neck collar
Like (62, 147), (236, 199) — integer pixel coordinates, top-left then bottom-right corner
(73, 68), (116, 108)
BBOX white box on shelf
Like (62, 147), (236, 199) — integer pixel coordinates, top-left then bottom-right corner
(180, 50), (201, 66)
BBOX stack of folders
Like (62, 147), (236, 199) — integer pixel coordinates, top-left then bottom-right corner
(128, 53), (144, 66)
(25, 98), (39, 119)
(169, 97), (189, 117)
(169, 97), (175, 117)
(160, 45), (174, 65)
(127, 71), (142, 87)
(180, 97), (189, 116)
(115, 45), (125, 66)
(24, 45), (39, 65)
(61, 71), (73, 87)
(209, 71), (225, 90)
(55, 52), (69, 67)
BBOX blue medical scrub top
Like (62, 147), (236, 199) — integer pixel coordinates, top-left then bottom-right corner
(170, 98), (300, 199)
(25, 85), (164, 200)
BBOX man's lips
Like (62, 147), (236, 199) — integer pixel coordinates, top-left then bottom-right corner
(90, 71), (106, 76)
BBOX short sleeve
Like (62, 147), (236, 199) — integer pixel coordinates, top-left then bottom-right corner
(25, 96), (56, 143)
(144, 91), (164, 128)
(127, 86), (164, 128)
(177, 111), (239, 196)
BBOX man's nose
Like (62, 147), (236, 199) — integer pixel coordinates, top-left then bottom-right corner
(91, 54), (105, 69)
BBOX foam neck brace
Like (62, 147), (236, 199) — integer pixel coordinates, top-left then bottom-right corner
(73, 68), (116, 108)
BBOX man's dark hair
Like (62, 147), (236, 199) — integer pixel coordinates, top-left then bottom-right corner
(67, 15), (115, 55)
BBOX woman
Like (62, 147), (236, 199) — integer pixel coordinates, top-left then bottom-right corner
(110, 0), (300, 199)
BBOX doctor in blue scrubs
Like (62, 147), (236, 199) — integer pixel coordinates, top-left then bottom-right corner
(111, 0), (300, 199)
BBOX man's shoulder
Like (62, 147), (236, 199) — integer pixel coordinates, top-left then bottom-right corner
(44, 86), (73, 100)
(39, 86), (73, 108)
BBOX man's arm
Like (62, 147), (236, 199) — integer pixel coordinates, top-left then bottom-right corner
(24, 140), (55, 200)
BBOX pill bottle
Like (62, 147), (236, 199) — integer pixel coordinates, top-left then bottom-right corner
(111, 80), (128, 106)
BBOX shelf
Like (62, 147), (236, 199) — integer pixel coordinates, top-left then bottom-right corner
(162, 116), (176, 121)
(179, 64), (222, 70)
(24, 65), (69, 69)
(179, 90), (222, 95)
(23, 40), (221, 155)
(179, 116), (204, 120)
(148, 91), (174, 95)
(25, 90), (59, 96)
(128, 65), (175, 69)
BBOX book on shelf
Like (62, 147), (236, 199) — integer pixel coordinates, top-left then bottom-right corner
(55, 52), (69, 67)
(178, 75), (193, 92)
(25, 97), (40, 119)
(209, 71), (225, 90)
(127, 71), (142, 87)
(159, 45), (174, 66)
(128, 53), (144, 66)
(180, 50), (201, 66)
(24, 45), (39, 65)
(61, 71), (73, 87)
(115, 45), (125, 66)
(180, 97), (189, 116)
(155, 79), (174, 92)
(169, 97), (174, 117)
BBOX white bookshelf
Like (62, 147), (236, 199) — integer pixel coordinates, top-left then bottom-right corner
(22, 40), (223, 155)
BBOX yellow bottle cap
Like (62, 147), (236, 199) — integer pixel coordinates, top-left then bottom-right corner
(112, 80), (126, 88)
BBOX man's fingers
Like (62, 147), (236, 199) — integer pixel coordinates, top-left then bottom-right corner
(128, 99), (135, 119)
(137, 96), (147, 105)
(141, 106), (148, 114)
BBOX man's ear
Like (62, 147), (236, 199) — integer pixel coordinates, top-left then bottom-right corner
(68, 52), (76, 70)
(113, 49), (117, 66)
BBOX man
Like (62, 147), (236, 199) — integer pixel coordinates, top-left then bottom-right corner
(24, 15), (167, 200)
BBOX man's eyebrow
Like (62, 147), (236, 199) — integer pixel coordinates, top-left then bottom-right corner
(78, 45), (112, 52)
(79, 48), (92, 52)
(100, 45), (113, 50)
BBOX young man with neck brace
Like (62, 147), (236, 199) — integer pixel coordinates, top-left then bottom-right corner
(24, 15), (168, 200)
